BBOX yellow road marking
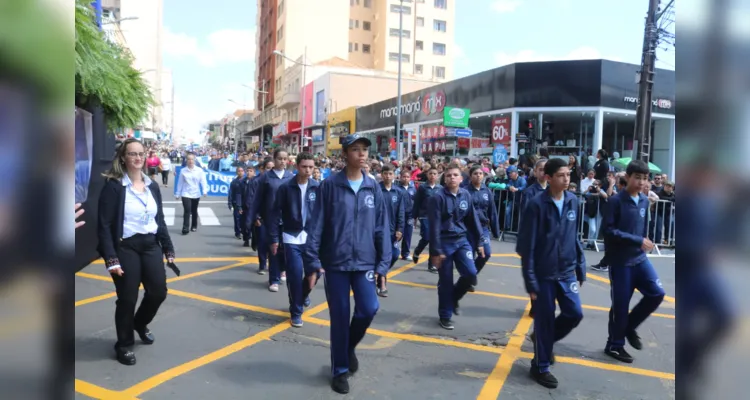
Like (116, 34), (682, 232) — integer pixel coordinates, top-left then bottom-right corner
(75, 379), (138, 399)
(516, 352), (675, 380)
(477, 302), (533, 399)
(91, 256), (255, 265)
(166, 259), (256, 283)
(75, 292), (117, 307)
(168, 289), (289, 318)
(120, 322), (291, 397)
(388, 279), (674, 319)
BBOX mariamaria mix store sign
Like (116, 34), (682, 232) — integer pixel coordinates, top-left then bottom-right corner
(379, 90), (447, 119)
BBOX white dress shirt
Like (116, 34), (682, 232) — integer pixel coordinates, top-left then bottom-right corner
(282, 181), (309, 245)
(176, 165), (209, 198)
(109, 173), (158, 271)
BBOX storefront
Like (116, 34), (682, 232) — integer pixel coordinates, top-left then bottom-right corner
(355, 59), (675, 178)
(326, 106), (357, 157)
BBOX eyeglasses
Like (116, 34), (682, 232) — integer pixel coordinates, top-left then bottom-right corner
(126, 152), (146, 158)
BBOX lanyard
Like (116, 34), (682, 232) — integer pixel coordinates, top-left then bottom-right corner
(128, 184), (150, 210)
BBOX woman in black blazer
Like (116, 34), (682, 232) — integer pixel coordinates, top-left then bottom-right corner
(97, 138), (176, 366)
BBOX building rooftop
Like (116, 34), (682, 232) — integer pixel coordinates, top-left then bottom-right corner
(313, 57), (366, 69)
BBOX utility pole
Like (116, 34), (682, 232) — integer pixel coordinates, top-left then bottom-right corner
(633, 0), (660, 164)
(170, 80), (175, 143)
(300, 46), (308, 155)
(396, 0), (406, 161)
(260, 79), (266, 153)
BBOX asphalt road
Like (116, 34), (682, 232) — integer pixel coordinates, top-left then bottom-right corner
(74, 180), (676, 399)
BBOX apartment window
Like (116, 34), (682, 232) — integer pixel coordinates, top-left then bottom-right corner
(354, 43), (359, 51)
(363, 21), (371, 31)
(434, 0), (447, 9)
(349, 19), (354, 29)
(415, 64), (424, 74)
(363, 44), (371, 53)
(277, 0), (284, 15)
(416, 17), (424, 27)
(435, 66), (446, 78)
(416, 40), (424, 50)
(433, 42), (446, 55)
(364, 0), (372, 7)
(390, 4), (412, 14)
(433, 19), (447, 32)
(276, 25), (284, 42)
(388, 52), (410, 62)
(275, 54), (283, 67)
(348, 42), (352, 52)
(355, 20), (360, 28)
(389, 28), (411, 38)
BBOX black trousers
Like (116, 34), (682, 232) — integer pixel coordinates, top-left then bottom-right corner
(112, 234), (168, 349)
(181, 197), (200, 232)
(161, 170), (169, 185)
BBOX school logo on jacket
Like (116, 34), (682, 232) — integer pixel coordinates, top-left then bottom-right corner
(308, 192), (316, 202)
(366, 270), (375, 282)
(365, 194), (375, 208)
(459, 200), (469, 210)
(392, 194), (398, 203)
(482, 193), (489, 201)
(640, 208), (646, 218)
(466, 250), (474, 260)
(407, 219), (414, 226)
(570, 281), (579, 293)
(567, 210), (576, 221)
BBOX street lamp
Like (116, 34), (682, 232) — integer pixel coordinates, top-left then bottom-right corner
(274, 48), (310, 153)
(240, 83), (268, 153)
(102, 16), (139, 25)
(396, 0), (412, 161)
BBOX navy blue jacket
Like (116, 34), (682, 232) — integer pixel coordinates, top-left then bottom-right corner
(399, 184), (417, 219)
(466, 184), (501, 238)
(516, 182), (547, 254)
(268, 177), (320, 244)
(518, 189), (586, 294)
(602, 191), (649, 267)
(426, 187), (485, 257)
(228, 177), (246, 208)
(379, 183), (406, 239)
(248, 169), (295, 227)
(303, 170), (391, 276)
(412, 182), (442, 219)
(243, 174), (262, 226)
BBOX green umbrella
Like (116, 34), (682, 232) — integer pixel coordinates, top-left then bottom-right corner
(612, 157), (662, 173)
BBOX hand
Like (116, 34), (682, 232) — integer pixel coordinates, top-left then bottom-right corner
(430, 255), (446, 269)
(175, 196), (180, 200)
(395, 231), (402, 241)
(239, 209), (243, 214)
(306, 269), (324, 291)
(509, 186), (518, 192)
(529, 292), (537, 301)
(75, 203), (85, 229)
(168, 257), (174, 263)
(376, 273), (386, 291)
(270, 243), (278, 255)
(228, 204), (232, 210)
(578, 280), (584, 288)
(641, 238), (655, 252)
(477, 247), (485, 259)
(109, 267), (124, 277)
(255, 219), (262, 227)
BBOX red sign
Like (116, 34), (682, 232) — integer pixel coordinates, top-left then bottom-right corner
(492, 117), (511, 144)
(457, 138), (470, 149)
(422, 91), (446, 116)
(438, 125), (446, 138)
(471, 138), (490, 148)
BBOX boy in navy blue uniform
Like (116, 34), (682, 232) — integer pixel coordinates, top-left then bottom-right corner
(602, 160), (665, 363)
(239, 167), (255, 247)
(518, 158), (586, 389)
(399, 169), (417, 260)
(427, 164), (486, 330)
(248, 150), (294, 292)
(268, 152), (318, 328)
(245, 158), (273, 273)
(412, 166), (441, 272)
(453, 165), (500, 314)
(378, 164), (405, 297)
(517, 158), (548, 318)
(228, 166), (247, 240)
(303, 134), (390, 394)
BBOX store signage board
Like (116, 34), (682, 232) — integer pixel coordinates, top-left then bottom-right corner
(455, 128), (472, 138)
(443, 107), (471, 128)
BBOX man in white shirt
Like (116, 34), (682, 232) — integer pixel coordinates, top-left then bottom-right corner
(175, 154), (208, 234)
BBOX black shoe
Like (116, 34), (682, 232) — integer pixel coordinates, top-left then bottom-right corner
(135, 326), (154, 344)
(605, 347), (634, 363)
(528, 306), (535, 318)
(626, 331), (643, 350)
(331, 374), (350, 394)
(349, 350), (359, 374)
(115, 347), (136, 366)
(428, 265), (438, 274)
(467, 285), (476, 292)
(243, 241), (250, 247)
(591, 264), (609, 272)
(530, 368), (558, 389)
(412, 254), (419, 264)
(439, 318), (454, 330)
(453, 302), (460, 316)
(182, 230), (189, 235)
(235, 234), (242, 240)
(191, 228), (197, 232)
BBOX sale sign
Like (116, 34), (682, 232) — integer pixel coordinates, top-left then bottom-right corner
(492, 117), (511, 144)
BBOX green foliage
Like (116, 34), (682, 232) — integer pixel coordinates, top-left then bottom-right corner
(75, 0), (153, 131)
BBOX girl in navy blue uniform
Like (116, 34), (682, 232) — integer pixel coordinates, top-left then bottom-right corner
(304, 134), (391, 394)
(453, 165), (500, 314)
(602, 160), (665, 363)
(412, 166), (441, 272)
(398, 169), (417, 260)
(378, 164), (405, 297)
(518, 158), (586, 389)
(245, 158), (273, 273)
(427, 164), (485, 330)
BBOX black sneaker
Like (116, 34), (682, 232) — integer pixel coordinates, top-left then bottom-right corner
(439, 318), (454, 330)
(626, 331), (643, 350)
(190, 228), (197, 232)
(412, 254), (419, 264)
(591, 264), (609, 272)
(530, 368), (559, 389)
(134, 326), (154, 344)
(331, 374), (349, 394)
(529, 305), (535, 318)
(349, 350), (359, 374)
(243, 241), (250, 247)
(428, 265), (438, 274)
(467, 285), (476, 292)
(235, 234), (242, 240)
(453, 302), (460, 316)
(605, 347), (634, 363)
(182, 230), (189, 235)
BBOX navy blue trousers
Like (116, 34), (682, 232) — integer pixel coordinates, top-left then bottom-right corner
(400, 217), (414, 258)
(324, 270), (379, 377)
(256, 224), (268, 271)
(437, 238), (478, 320)
(455, 228), (492, 302)
(283, 243), (309, 318)
(414, 218), (430, 256)
(267, 224), (285, 285)
(533, 276), (583, 373)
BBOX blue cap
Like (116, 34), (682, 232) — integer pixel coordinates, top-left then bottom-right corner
(506, 166), (518, 174)
(340, 134), (372, 149)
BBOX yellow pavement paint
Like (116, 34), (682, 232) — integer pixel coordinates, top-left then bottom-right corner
(91, 256), (254, 265)
(477, 302), (533, 399)
(120, 322), (291, 397)
(491, 254), (521, 259)
(168, 289), (289, 318)
(516, 352), (675, 380)
(76, 272), (112, 282)
(75, 292), (116, 307)
(166, 259), (256, 283)
(75, 379), (137, 400)
(486, 262), (521, 269)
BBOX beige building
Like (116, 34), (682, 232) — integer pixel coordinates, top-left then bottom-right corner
(253, 0), (455, 132)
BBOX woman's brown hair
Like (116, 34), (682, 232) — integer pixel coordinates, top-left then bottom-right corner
(102, 138), (144, 180)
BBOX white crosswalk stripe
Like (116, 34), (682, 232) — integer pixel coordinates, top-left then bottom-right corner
(162, 207), (222, 226)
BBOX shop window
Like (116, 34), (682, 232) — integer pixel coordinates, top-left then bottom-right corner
(433, 42), (446, 55)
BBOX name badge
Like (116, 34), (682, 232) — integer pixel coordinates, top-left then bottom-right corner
(140, 213), (150, 225)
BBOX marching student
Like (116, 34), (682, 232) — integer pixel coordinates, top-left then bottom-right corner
(399, 169), (417, 260)
(378, 164), (406, 297)
(245, 158), (273, 274)
(602, 159), (665, 364)
(411, 165), (441, 272)
(228, 166), (247, 240)
(518, 157), (586, 389)
(239, 167), (256, 247)
(453, 165), (500, 314)
(97, 138), (176, 366)
(517, 158), (548, 318)
(303, 134), (390, 394)
(268, 152), (318, 327)
(427, 163), (485, 330)
(249, 150), (294, 292)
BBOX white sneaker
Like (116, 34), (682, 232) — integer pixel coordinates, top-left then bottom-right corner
(280, 272), (287, 283)
(269, 284), (279, 292)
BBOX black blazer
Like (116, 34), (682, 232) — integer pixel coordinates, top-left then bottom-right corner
(96, 177), (175, 268)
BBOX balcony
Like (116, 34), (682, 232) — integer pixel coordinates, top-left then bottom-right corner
(277, 90), (300, 109)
